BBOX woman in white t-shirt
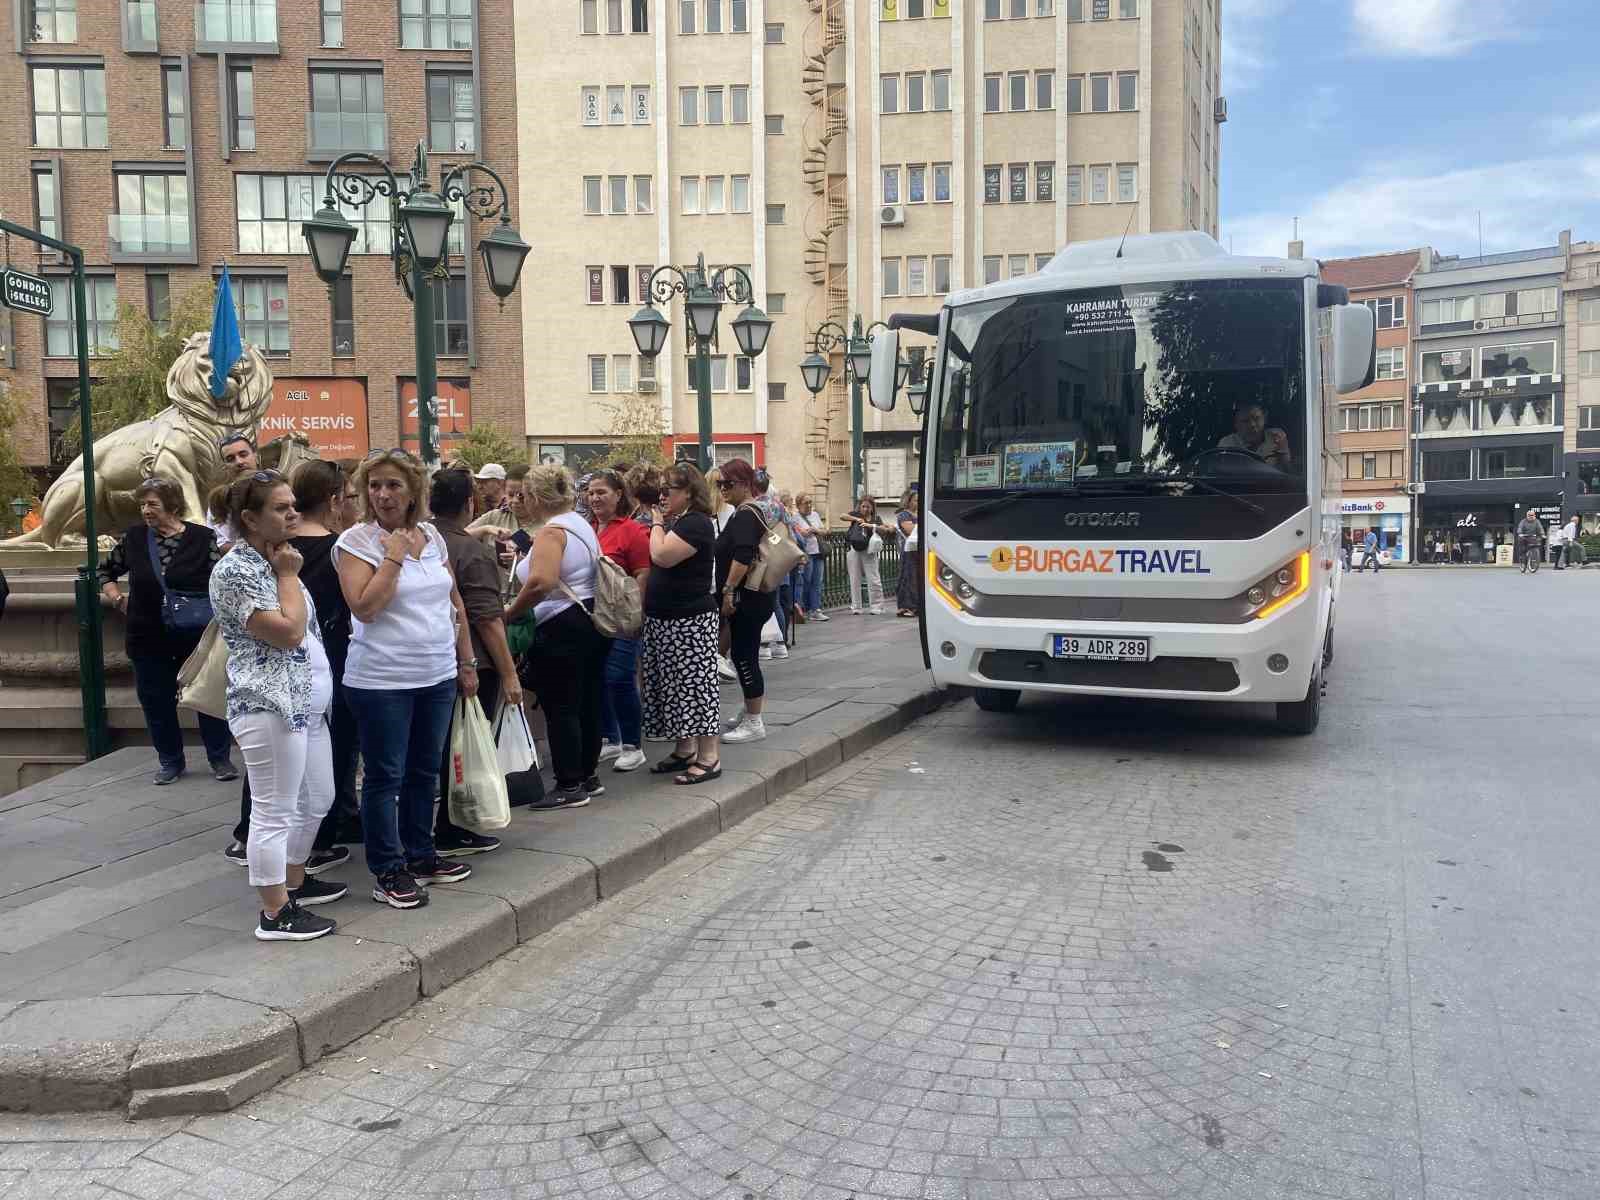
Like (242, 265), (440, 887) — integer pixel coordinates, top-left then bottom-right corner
(504, 465), (612, 809)
(335, 449), (480, 912)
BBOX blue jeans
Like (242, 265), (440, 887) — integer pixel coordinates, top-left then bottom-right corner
(599, 636), (642, 748)
(131, 649), (233, 771)
(346, 677), (457, 877)
(804, 553), (825, 612)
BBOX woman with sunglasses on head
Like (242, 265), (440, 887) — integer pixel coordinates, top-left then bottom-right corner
(639, 463), (723, 782)
(336, 449), (480, 911)
(97, 476), (237, 786)
(209, 470), (346, 940)
(713, 459), (775, 745)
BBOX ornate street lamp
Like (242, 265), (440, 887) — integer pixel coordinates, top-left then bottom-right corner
(799, 315), (891, 501)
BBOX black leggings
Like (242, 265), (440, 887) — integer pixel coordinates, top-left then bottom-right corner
(525, 603), (610, 788)
(728, 590), (775, 701)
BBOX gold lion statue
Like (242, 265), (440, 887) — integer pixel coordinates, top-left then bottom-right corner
(3, 334), (274, 548)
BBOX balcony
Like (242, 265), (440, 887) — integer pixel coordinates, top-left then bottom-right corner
(124, 0), (159, 52)
(108, 214), (195, 263)
(194, 1), (279, 54)
(306, 111), (389, 162)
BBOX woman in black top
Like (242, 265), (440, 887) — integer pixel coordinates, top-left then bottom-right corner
(640, 462), (723, 783)
(97, 476), (236, 786)
(225, 460), (360, 869)
(714, 459), (775, 746)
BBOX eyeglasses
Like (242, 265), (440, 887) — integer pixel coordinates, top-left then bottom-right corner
(715, 481), (735, 492)
(216, 432), (253, 450)
(363, 447), (417, 463)
(250, 470), (284, 484)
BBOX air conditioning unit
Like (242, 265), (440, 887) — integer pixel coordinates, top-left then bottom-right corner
(1473, 320), (1486, 330)
(880, 204), (906, 227)
(638, 379), (657, 392)
(1213, 96), (1228, 123)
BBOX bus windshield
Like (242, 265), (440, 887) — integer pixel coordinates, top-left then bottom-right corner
(934, 278), (1308, 499)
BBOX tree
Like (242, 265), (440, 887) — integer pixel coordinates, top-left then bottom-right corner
(56, 281), (215, 460)
(0, 383), (41, 529)
(448, 425), (527, 473)
(593, 389), (671, 468)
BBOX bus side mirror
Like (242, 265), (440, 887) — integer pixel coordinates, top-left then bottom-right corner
(868, 329), (901, 412)
(1332, 303), (1377, 394)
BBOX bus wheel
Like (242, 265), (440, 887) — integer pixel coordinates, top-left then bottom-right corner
(1274, 662), (1321, 735)
(974, 688), (1021, 713)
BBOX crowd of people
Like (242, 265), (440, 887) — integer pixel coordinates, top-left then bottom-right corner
(95, 433), (920, 943)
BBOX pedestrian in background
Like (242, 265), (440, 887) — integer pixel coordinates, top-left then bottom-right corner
(641, 463), (722, 781)
(210, 470), (344, 941)
(750, 471), (790, 661)
(588, 469), (651, 773)
(715, 460), (775, 744)
(627, 464), (664, 531)
(429, 467), (522, 856)
(337, 448), (478, 911)
(1563, 515), (1580, 567)
(210, 432), (259, 550)
(97, 477), (237, 786)
(1357, 528), (1381, 573)
(895, 489), (922, 618)
(842, 495), (893, 615)
(794, 494), (828, 621)
(1550, 516), (1567, 569)
(506, 464), (612, 808)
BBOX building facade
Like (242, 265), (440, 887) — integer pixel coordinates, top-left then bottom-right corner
(1, 0), (522, 471)
(513, 0), (1223, 513)
(1411, 235), (1571, 563)
(1319, 249), (1421, 562)
(1562, 239), (1600, 532)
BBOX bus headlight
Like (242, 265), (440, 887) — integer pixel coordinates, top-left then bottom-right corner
(929, 551), (978, 613)
(1248, 551), (1311, 620)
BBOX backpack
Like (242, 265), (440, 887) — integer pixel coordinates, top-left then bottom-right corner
(739, 504), (808, 594)
(556, 523), (643, 639)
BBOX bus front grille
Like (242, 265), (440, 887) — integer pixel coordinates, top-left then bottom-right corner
(977, 651), (1240, 693)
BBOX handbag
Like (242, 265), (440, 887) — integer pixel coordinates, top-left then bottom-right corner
(147, 527), (214, 633)
(845, 521), (871, 552)
(556, 524), (644, 639)
(739, 504), (807, 594)
(494, 702), (546, 808)
(447, 696), (511, 833)
(176, 621), (229, 718)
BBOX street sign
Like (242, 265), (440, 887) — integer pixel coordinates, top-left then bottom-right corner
(1, 267), (53, 316)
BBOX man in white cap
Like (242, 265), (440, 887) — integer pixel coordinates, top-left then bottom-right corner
(474, 463), (508, 515)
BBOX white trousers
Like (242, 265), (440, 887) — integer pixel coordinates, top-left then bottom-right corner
(846, 548), (884, 612)
(230, 710), (334, 888)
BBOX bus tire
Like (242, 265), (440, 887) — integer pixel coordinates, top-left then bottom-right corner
(1274, 662), (1321, 736)
(974, 688), (1021, 713)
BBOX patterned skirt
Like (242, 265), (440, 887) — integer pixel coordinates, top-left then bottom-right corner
(640, 611), (721, 740)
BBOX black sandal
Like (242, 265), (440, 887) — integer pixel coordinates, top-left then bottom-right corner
(674, 761), (722, 786)
(650, 752), (696, 775)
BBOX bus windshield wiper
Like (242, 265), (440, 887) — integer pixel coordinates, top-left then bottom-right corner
(960, 488), (1084, 520)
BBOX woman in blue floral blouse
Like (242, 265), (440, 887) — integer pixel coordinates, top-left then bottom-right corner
(210, 470), (343, 943)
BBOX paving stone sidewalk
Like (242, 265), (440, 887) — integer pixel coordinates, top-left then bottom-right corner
(0, 612), (942, 1120)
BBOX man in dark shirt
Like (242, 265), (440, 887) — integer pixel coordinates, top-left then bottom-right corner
(429, 469), (524, 855)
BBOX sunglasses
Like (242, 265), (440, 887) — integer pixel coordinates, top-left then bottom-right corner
(363, 447), (417, 463)
(138, 476), (168, 490)
(250, 470), (284, 484)
(715, 481), (735, 492)
(217, 433), (253, 450)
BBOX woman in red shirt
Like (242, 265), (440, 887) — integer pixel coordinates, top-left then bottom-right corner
(588, 470), (652, 772)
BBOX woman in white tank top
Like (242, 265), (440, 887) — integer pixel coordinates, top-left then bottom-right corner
(504, 465), (613, 806)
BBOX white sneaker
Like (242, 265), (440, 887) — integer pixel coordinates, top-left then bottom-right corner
(759, 646), (773, 660)
(723, 715), (767, 744)
(612, 746), (647, 772)
(717, 654), (737, 681)
(869, 606), (885, 616)
(850, 608), (862, 615)
(771, 643), (789, 660)
(809, 610), (830, 622)
(722, 709), (747, 732)
(597, 739), (623, 763)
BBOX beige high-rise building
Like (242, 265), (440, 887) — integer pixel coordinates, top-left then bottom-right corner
(512, 0), (1221, 513)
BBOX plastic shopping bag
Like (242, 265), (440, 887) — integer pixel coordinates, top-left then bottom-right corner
(759, 613), (783, 645)
(448, 696), (511, 833)
(494, 703), (538, 775)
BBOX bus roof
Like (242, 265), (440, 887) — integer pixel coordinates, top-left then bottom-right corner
(947, 232), (1320, 308)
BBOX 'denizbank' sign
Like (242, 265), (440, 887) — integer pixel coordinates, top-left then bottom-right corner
(1340, 497), (1410, 515)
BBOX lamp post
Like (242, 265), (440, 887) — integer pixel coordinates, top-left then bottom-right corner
(8, 496), (29, 534)
(628, 253), (772, 472)
(798, 315), (908, 502)
(302, 142), (530, 468)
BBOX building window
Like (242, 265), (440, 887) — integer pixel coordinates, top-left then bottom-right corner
(28, 0), (77, 41)
(146, 273), (171, 333)
(1361, 295), (1405, 329)
(1577, 299), (1600, 324)
(701, 175), (722, 213)
(983, 164), (1001, 204)
(1036, 163), (1053, 202)
(234, 276), (290, 354)
(765, 114), (784, 134)
(931, 70), (951, 111)
(321, 0), (343, 44)
(309, 69), (385, 154)
(731, 0), (746, 30)
(1579, 405), (1600, 430)
(882, 257), (901, 297)
(1066, 166), (1083, 204)
(589, 355), (608, 392)
(427, 72), (475, 152)
(983, 0), (999, 17)
(882, 166), (900, 204)
(1008, 254), (1027, 278)
(612, 354), (633, 391)
(768, 382), (786, 402)
(1036, 253), (1053, 270)
(1374, 346), (1405, 380)
(764, 21), (783, 42)
(1420, 296), (1475, 327)
(731, 174), (750, 213)
(1036, 70), (1054, 110)
(606, 84), (627, 125)
(330, 276), (354, 356)
(1066, 75), (1082, 113)
(231, 66), (256, 151)
(32, 65), (107, 148)
(608, 174), (628, 214)
(1120, 0), (1135, 14)
(635, 175), (653, 213)
(1117, 71), (1138, 110)
(33, 167), (59, 242)
(766, 203), (785, 224)
(581, 0), (597, 32)
(881, 74), (899, 114)
(1008, 164), (1027, 203)
(933, 254), (951, 294)
(582, 85), (601, 125)
(679, 86), (697, 124)
(45, 277), (117, 356)
(611, 265), (630, 304)
(704, 0), (721, 33)
(400, 0), (472, 48)
(1480, 444), (1553, 479)
(708, 85), (729, 124)
(1421, 449), (1471, 481)
(428, 274), (467, 356)
(1579, 350), (1600, 377)
(113, 172), (190, 255)
(1067, 0), (1082, 16)
(767, 293), (785, 314)
(681, 176), (700, 213)
(982, 256), (1001, 285)
(1481, 340), (1555, 378)
(1008, 72), (1027, 112)
(907, 163), (926, 203)
(639, 354), (656, 386)
(735, 356), (752, 391)
(983, 74), (1000, 113)
(1116, 163), (1138, 202)
(162, 65), (187, 149)
(731, 84), (750, 123)
(1419, 397), (1472, 432)
(1339, 402), (1402, 432)
(1090, 165), (1109, 203)
(1088, 73), (1109, 113)
(584, 175), (602, 213)
(586, 266), (603, 302)
(906, 256), (927, 296)
(607, 0), (623, 32)
(933, 162), (951, 202)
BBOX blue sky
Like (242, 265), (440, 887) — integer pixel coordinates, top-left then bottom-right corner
(1220, 0), (1600, 261)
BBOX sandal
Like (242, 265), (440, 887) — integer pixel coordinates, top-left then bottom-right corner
(650, 752), (696, 775)
(674, 761), (722, 786)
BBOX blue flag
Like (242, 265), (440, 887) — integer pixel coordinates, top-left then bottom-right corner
(209, 266), (243, 399)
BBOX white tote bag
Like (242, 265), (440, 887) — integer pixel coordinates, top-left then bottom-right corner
(448, 696), (511, 832)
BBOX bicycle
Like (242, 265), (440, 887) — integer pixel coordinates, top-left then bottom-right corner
(1518, 539), (1541, 574)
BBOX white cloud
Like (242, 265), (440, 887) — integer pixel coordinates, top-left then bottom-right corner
(1350, 0), (1503, 58)
(1222, 0), (1289, 92)
(1546, 111), (1600, 144)
(1223, 156), (1600, 260)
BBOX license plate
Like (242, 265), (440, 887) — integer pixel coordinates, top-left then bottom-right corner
(1051, 635), (1151, 662)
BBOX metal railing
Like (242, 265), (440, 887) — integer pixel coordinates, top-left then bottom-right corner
(194, 1), (278, 49)
(306, 111), (389, 160)
(811, 531), (903, 609)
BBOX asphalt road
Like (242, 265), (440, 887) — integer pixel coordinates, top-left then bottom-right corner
(5, 568), (1599, 1200)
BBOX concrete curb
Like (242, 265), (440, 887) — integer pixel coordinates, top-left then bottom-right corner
(0, 676), (950, 1119)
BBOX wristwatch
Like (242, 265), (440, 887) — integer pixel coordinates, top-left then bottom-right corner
(459, 657), (479, 669)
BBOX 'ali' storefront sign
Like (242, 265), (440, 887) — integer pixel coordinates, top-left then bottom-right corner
(263, 377), (370, 458)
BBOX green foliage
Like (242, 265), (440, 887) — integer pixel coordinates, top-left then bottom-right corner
(0, 384), (41, 526)
(448, 425), (528, 473)
(56, 281), (215, 460)
(593, 390), (672, 469)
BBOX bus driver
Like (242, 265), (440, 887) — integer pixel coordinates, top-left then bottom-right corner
(1217, 403), (1292, 469)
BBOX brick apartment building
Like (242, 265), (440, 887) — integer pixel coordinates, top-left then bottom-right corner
(0, 0), (522, 471)
(1319, 248), (1422, 562)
